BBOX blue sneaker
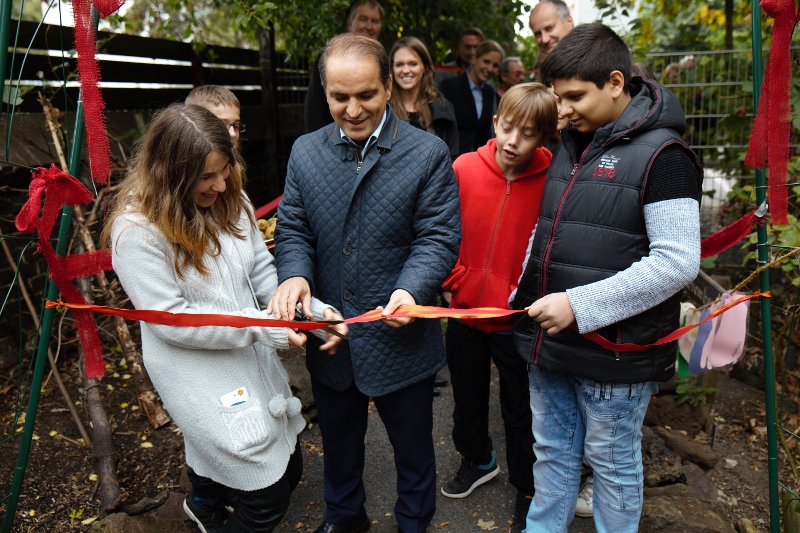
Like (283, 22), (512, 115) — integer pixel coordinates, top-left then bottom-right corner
(183, 491), (228, 533)
(440, 452), (500, 498)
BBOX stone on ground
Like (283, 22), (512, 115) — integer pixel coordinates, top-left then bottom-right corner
(642, 426), (685, 488)
(681, 461), (717, 501)
(89, 492), (193, 533)
(640, 483), (735, 533)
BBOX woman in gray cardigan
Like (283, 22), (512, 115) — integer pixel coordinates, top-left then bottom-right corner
(103, 104), (346, 533)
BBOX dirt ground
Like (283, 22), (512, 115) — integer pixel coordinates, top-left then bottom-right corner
(0, 335), (790, 532)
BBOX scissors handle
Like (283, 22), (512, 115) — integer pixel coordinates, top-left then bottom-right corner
(294, 304), (349, 340)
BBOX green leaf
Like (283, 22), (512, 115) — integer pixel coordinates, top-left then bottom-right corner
(717, 113), (750, 132)
(700, 256), (717, 269)
(2, 86), (23, 106)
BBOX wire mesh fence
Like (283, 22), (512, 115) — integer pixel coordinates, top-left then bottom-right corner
(642, 48), (798, 241)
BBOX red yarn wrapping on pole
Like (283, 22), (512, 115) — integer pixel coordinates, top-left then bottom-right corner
(743, 0), (798, 225)
(16, 165), (113, 378)
(71, 0), (125, 185)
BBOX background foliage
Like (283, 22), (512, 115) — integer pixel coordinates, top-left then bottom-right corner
(102, 0), (530, 63)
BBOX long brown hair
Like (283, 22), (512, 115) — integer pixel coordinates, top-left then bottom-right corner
(102, 103), (251, 278)
(388, 37), (442, 129)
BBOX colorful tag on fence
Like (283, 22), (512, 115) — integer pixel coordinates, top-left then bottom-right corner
(679, 292), (750, 374)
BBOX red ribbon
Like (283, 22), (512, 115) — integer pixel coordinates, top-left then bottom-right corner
(16, 165), (112, 378)
(582, 292), (767, 352)
(254, 195), (283, 219)
(48, 293), (764, 354)
(743, 0), (798, 225)
(700, 207), (767, 258)
(71, 0), (125, 185)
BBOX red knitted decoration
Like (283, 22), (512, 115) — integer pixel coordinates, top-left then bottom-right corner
(16, 165), (113, 378)
(744, 0), (798, 225)
(71, 0), (125, 185)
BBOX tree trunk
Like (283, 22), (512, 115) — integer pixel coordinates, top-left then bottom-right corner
(725, 0), (733, 50)
(75, 275), (121, 514)
(258, 23), (282, 200)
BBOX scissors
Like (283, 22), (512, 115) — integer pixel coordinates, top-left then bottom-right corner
(294, 303), (349, 340)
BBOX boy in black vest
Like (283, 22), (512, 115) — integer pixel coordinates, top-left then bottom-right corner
(512, 23), (702, 533)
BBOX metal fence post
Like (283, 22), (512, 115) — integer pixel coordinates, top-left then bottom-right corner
(0, 99), (85, 532)
(749, 3), (780, 532)
(0, 1), (91, 516)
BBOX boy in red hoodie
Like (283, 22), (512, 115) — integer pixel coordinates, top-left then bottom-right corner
(440, 83), (557, 532)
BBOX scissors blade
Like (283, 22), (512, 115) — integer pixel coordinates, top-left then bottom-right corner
(294, 305), (349, 340)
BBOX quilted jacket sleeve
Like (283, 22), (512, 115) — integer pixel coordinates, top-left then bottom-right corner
(274, 145), (317, 291)
(394, 142), (461, 305)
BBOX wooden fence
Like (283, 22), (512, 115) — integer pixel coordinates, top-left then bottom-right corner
(2, 19), (313, 208)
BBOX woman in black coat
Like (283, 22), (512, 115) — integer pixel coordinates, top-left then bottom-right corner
(389, 37), (460, 162)
(439, 40), (504, 156)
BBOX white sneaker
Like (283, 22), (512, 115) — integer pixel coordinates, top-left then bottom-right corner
(575, 476), (594, 518)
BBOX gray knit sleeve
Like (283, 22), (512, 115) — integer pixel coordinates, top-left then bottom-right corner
(566, 198), (700, 334)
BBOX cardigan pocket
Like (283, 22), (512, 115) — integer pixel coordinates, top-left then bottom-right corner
(219, 398), (274, 453)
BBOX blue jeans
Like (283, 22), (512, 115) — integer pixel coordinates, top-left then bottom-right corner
(524, 365), (657, 533)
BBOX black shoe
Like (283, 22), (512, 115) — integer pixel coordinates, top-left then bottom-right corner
(183, 491), (228, 533)
(511, 490), (534, 532)
(314, 514), (371, 533)
(434, 375), (449, 387)
(440, 454), (500, 498)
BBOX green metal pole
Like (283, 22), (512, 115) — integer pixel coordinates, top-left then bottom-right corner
(0, 0), (12, 99)
(0, 0), (14, 163)
(0, 102), (85, 533)
(749, 5), (780, 532)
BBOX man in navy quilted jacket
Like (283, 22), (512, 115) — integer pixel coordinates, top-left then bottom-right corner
(269, 33), (461, 533)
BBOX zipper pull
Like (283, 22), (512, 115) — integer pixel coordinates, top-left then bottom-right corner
(570, 163), (578, 176)
(506, 180), (512, 195)
(615, 352), (620, 361)
(356, 160), (362, 174)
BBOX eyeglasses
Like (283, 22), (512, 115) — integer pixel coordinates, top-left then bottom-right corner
(223, 122), (246, 134)
(502, 71), (525, 78)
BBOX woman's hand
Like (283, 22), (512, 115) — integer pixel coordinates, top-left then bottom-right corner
(287, 329), (307, 348)
(319, 308), (348, 355)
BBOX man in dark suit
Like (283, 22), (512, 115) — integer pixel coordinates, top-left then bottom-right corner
(433, 27), (484, 88)
(272, 33), (461, 533)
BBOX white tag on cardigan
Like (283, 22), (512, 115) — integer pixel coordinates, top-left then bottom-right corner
(220, 387), (250, 408)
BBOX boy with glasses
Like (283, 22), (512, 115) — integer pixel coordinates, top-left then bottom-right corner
(186, 85), (246, 145)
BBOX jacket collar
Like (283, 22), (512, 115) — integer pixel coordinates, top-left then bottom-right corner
(331, 104), (399, 157)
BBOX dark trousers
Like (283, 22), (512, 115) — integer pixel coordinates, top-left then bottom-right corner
(311, 373), (436, 533)
(187, 443), (303, 533)
(446, 319), (535, 492)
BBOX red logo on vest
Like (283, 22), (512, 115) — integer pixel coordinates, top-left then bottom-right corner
(592, 154), (620, 179)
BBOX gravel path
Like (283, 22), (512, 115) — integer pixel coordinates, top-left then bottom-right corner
(276, 364), (596, 533)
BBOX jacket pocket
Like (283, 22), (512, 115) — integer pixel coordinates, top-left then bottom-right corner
(442, 263), (467, 292)
(219, 398), (273, 453)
